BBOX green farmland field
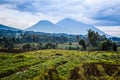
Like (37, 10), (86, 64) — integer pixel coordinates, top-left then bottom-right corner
(0, 50), (120, 80)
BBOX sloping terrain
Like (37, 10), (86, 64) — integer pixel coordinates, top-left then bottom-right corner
(0, 50), (120, 80)
(56, 18), (106, 35)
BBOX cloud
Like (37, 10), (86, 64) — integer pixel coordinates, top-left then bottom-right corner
(0, 0), (120, 28)
(83, 0), (120, 26)
(97, 26), (120, 37)
(0, 4), (61, 29)
(90, 6), (120, 26)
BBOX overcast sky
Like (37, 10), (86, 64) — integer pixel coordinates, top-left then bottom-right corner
(0, 0), (120, 37)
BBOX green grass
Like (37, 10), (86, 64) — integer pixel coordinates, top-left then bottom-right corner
(58, 43), (80, 50)
(0, 50), (120, 80)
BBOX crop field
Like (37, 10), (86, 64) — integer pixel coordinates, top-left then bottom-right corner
(0, 50), (120, 80)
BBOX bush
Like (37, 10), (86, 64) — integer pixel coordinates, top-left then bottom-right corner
(99, 40), (117, 51)
(44, 68), (60, 80)
(23, 44), (31, 50)
(69, 67), (81, 80)
(44, 42), (57, 49)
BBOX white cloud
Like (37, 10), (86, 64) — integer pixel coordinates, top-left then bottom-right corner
(0, 4), (61, 29)
(0, 0), (120, 37)
(97, 26), (120, 37)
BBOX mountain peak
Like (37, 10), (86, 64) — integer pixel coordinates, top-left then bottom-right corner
(57, 18), (86, 26)
(26, 18), (108, 36)
(38, 20), (53, 24)
(26, 20), (57, 33)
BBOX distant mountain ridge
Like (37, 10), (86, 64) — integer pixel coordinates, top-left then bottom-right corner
(56, 18), (105, 35)
(26, 18), (109, 36)
(0, 24), (20, 31)
(26, 20), (65, 33)
(26, 20), (55, 32)
(0, 18), (110, 37)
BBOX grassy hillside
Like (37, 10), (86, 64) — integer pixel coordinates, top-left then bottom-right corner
(0, 50), (120, 80)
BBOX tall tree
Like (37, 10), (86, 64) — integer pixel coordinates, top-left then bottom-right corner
(112, 42), (117, 51)
(87, 29), (104, 49)
(79, 39), (86, 50)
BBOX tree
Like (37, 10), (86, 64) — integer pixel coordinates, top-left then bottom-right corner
(23, 44), (31, 50)
(112, 42), (117, 51)
(87, 29), (107, 50)
(88, 29), (101, 47)
(76, 35), (80, 42)
(99, 40), (113, 51)
(69, 42), (72, 45)
(69, 42), (72, 50)
(79, 39), (86, 50)
(45, 42), (57, 49)
(0, 37), (14, 50)
(6, 42), (14, 50)
(37, 43), (43, 49)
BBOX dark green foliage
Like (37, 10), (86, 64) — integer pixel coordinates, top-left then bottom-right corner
(102, 64), (119, 76)
(99, 40), (112, 51)
(0, 37), (14, 49)
(23, 44), (31, 50)
(0, 30), (78, 45)
(0, 68), (17, 78)
(69, 46), (72, 50)
(69, 67), (81, 80)
(112, 42), (117, 51)
(69, 42), (72, 45)
(67, 46), (80, 50)
(68, 42), (72, 50)
(18, 32), (77, 43)
(87, 29), (117, 51)
(88, 29), (101, 47)
(37, 43), (43, 49)
(83, 63), (102, 77)
(99, 40), (117, 51)
(54, 60), (67, 67)
(15, 55), (25, 59)
(79, 39), (86, 50)
(44, 68), (60, 80)
(44, 42), (57, 49)
(87, 29), (107, 50)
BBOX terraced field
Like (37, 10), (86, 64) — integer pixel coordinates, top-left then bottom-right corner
(0, 50), (120, 80)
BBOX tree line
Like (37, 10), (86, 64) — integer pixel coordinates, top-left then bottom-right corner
(77, 29), (117, 51)
(0, 29), (118, 51)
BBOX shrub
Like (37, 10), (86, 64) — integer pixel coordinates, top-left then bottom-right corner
(44, 68), (60, 80)
(69, 67), (81, 80)
(23, 44), (31, 50)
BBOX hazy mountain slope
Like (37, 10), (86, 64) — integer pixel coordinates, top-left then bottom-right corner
(0, 24), (20, 31)
(26, 18), (109, 36)
(56, 18), (107, 35)
(26, 20), (64, 33)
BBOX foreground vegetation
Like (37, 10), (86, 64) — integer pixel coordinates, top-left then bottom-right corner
(0, 50), (120, 80)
